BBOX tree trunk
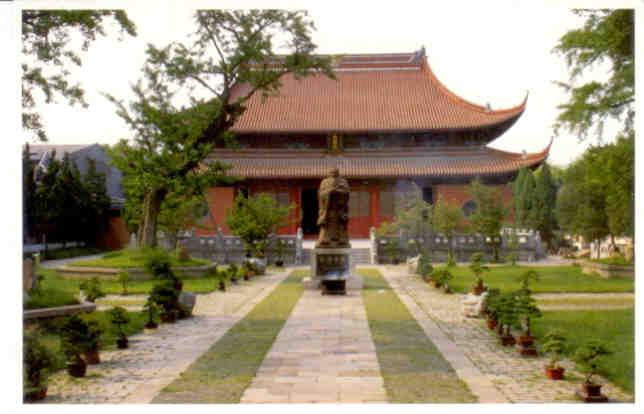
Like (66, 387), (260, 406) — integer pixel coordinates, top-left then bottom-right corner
(139, 188), (167, 248)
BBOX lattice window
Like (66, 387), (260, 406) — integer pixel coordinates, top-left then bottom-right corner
(349, 191), (370, 218)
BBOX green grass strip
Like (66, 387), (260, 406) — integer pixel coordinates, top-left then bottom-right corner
(152, 270), (306, 403)
(360, 268), (477, 403)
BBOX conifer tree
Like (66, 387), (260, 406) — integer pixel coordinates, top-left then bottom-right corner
(532, 164), (558, 249)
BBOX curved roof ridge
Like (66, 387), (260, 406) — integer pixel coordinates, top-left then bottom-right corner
(420, 60), (527, 117)
(485, 137), (552, 162)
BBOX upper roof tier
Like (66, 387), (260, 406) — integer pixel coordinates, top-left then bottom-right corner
(230, 48), (527, 137)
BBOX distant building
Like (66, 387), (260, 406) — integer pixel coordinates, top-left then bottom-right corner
(28, 143), (129, 249)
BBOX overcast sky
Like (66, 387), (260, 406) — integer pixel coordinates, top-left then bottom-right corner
(12, 0), (641, 166)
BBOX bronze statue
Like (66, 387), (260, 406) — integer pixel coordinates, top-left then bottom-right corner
(316, 168), (350, 248)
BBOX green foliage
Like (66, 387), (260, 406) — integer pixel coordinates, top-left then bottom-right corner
(505, 252), (518, 266)
(433, 196), (464, 256)
(23, 328), (55, 391)
(541, 329), (567, 368)
(376, 184), (432, 249)
(107, 10), (332, 248)
(107, 306), (131, 338)
(553, 9), (634, 141)
(148, 283), (180, 314)
(60, 315), (93, 359)
(516, 269), (540, 293)
(532, 164), (558, 247)
(513, 290), (541, 336)
(417, 253), (433, 279)
(468, 252), (489, 284)
(496, 292), (520, 334)
(468, 178), (507, 261)
(226, 193), (292, 257)
(143, 299), (160, 325)
(447, 251), (457, 267)
(22, 10), (137, 141)
(556, 134), (633, 254)
(79, 277), (105, 303)
(484, 288), (501, 319)
(116, 270), (130, 295)
(143, 248), (173, 279)
(574, 339), (613, 384)
(432, 268), (454, 290)
(70, 248), (208, 268)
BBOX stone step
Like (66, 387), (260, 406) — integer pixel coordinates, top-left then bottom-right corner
(301, 248), (372, 265)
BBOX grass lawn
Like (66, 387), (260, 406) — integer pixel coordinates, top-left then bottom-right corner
(532, 308), (634, 394)
(29, 268), (218, 305)
(445, 265), (633, 294)
(32, 309), (147, 374)
(360, 268), (476, 403)
(152, 270), (305, 403)
(69, 249), (209, 268)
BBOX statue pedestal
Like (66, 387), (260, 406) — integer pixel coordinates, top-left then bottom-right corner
(310, 248), (357, 295)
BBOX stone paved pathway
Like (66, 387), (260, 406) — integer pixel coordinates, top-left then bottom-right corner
(241, 287), (388, 403)
(380, 265), (634, 403)
(45, 270), (290, 404)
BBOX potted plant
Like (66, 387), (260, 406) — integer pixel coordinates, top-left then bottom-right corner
(484, 288), (501, 329)
(468, 252), (489, 295)
(82, 320), (103, 364)
(143, 298), (160, 329)
(514, 291), (541, 356)
(216, 269), (228, 292)
(108, 306), (131, 349)
(116, 270), (130, 295)
(383, 240), (401, 265)
(541, 329), (567, 380)
(418, 254), (433, 282)
(79, 277), (106, 303)
(60, 315), (91, 378)
(496, 292), (519, 346)
(574, 340), (612, 402)
(149, 283), (180, 323)
(23, 330), (55, 401)
(274, 239), (286, 267)
(432, 268), (453, 293)
(243, 261), (256, 280)
(144, 248), (182, 291)
(228, 264), (239, 284)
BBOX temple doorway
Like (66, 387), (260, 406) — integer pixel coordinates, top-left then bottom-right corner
(301, 188), (319, 235)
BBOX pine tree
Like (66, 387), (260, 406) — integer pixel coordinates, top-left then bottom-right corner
(511, 168), (528, 226)
(520, 170), (537, 229)
(23, 144), (36, 243)
(82, 158), (112, 244)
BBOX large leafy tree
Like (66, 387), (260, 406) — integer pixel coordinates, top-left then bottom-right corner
(432, 195), (464, 258)
(531, 164), (558, 249)
(553, 9), (634, 142)
(108, 10), (333, 248)
(22, 10), (136, 141)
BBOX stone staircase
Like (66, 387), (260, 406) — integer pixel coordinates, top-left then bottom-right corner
(301, 247), (372, 265)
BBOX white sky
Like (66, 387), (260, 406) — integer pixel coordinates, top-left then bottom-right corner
(11, 0), (639, 166)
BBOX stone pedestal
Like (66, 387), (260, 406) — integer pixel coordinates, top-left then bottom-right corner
(310, 248), (355, 295)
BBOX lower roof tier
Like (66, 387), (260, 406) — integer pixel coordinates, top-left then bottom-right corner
(205, 142), (551, 180)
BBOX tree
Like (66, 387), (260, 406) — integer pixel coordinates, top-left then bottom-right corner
(157, 193), (211, 249)
(468, 178), (507, 261)
(22, 10), (136, 141)
(553, 9), (634, 142)
(531, 164), (558, 249)
(519, 169), (537, 229)
(432, 195), (464, 259)
(226, 193), (292, 257)
(511, 167), (528, 226)
(81, 158), (112, 243)
(108, 10), (333, 248)
(23, 144), (36, 242)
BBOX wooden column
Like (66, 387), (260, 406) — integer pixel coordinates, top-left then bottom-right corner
(289, 186), (301, 234)
(369, 186), (379, 230)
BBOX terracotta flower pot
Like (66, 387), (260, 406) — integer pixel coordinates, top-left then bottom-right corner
(231, 278), (238, 284)
(161, 310), (177, 323)
(243, 274), (250, 281)
(83, 349), (101, 365)
(218, 281), (226, 291)
(174, 280), (183, 291)
(144, 321), (158, 329)
(545, 366), (565, 380)
(67, 358), (87, 378)
(471, 280), (485, 296)
(499, 334), (516, 346)
(116, 337), (129, 349)
(583, 383), (603, 397)
(432, 281), (442, 289)
(24, 385), (48, 402)
(517, 335), (535, 347)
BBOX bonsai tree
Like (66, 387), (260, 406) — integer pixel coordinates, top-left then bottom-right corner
(214, 268), (229, 291)
(79, 277), (106, 303)
(483, 288), (501, 320)
(226, 193), (293, 258)
(108, 306), (131, 349)
(274, 239), (286, 267)
(228, 264), (239, 283)
(433, 268), (454, 293)
(516, 269), (539, 294)
(23, 329), (55, 401)
(514, 290), (541, 337)
(149, 282), (180, 322)
(542, 329), (567, 379)
(144, 248), (182, 290)
(60, 315), (92, 377)
(143, 298), (160, 329)
(496, 292), (520, 345)
(418, 253), (433, 281)
(505, 251), (519, 266)
(383, 240), (402, 264)
(468, 252), (490, 295)
(117, 270), (130, 295)
(83, 320), (103, 364)
(574, 339), (612, 386)
(446, 250), (457, 267)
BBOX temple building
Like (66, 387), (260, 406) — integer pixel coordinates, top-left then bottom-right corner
(202, 48), (550, 239)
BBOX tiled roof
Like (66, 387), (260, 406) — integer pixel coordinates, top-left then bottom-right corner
(206, 142), (551, 179)
(230, 49), (526, 135)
